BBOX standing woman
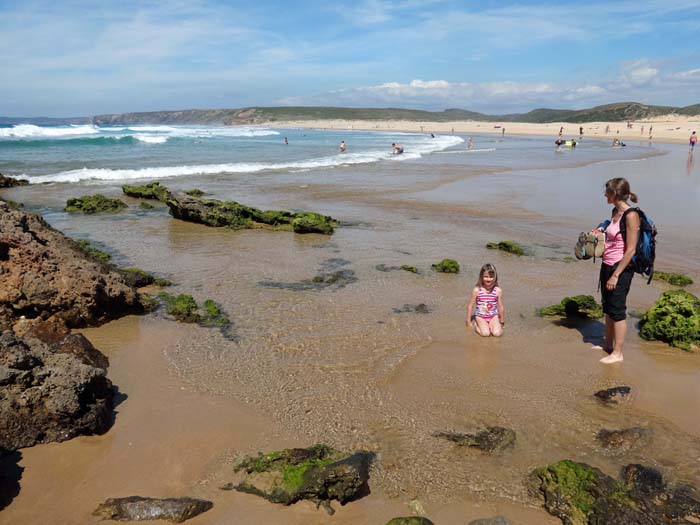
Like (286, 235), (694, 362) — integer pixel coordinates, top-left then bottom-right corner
(596, 178), (640, 364)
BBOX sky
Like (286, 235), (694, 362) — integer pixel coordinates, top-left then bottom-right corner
(1, 0), (700, 117)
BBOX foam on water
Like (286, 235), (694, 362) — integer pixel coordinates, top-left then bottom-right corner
(132, 134), (169, 144)
(0, 124), (99, 138)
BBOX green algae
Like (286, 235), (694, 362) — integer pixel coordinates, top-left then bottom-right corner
(291, 212), (335, 235)
(119, 268), (171, 288)
(639, 290), (700, 351)
(121, 182), (170, 201)
(539, 295), (603, 319)
(653, 271), (694, 287)
(184, 188), (205, 197)
(486, 241), (526, 256)
(65, 194), (127, 214)
(139, 201), (155, 210)
(535, 460), (599, 524)
(75, 240), (112, 264)
(401, 265), (418, 273)
(157, 293), (201, 323)
(201, 299), (231, 327)
(431, 259), (460, 273)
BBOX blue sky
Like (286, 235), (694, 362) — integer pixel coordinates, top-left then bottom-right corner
(1, 0), (699, 116)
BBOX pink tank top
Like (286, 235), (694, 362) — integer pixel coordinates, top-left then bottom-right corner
(602, 216), (625, 265)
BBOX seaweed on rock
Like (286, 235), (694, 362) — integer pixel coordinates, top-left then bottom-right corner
(652, 270), (694, 287)
(431, 259), (460, 273)
(486, 241), (525, 256)
(539, 295), (603, 320)
(65, 194), (127, 214)
(639, 290), (700, 351)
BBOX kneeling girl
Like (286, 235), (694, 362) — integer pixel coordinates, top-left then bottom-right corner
(467, 263), (505, 337)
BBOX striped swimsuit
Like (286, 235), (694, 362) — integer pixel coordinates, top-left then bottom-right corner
(475, 286), (499, 320)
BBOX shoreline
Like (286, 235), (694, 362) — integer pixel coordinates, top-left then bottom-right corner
(264, 115), (700, 145)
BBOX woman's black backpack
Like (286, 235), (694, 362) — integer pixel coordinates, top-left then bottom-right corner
(620, 207), (657, 284)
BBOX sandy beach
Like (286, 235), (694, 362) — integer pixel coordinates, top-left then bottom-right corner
(271, 115), (700, 145)
(2, 130), (699, 525)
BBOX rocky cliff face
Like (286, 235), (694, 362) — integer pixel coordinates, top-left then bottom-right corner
(92, 109), (242, 126)
(0, 202), (144, 331)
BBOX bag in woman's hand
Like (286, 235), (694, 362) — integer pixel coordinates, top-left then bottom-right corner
(575, 229), (606, 261)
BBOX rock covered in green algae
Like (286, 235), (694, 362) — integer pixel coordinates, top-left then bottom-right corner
(401, 265), (418, 273)
(233, 444), (373, 511)
(486, 241), (525, 256)
(385, 518), (434, 525)
(291, 212), (335, 234)
(639, 290), (700, 351)
(93, 496), (213, 523)
(184, 188), (205, 197)
(65, 194), (127, 214)
(121, 182), (171, 201)
(529, 459), (700, 525)
(75, 240), (112, 265)
(539, 295), (603, 319)
(118, 268), (171, 288)
(433, 426), (516, 452)
(431, 258), (460, 273)
(653, 270), (694, 287)
(156, 293), (231, 328)
(0, 173), (29, 187)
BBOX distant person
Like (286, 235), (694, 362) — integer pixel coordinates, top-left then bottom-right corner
(649, 125), (653, 137)
(579, 126), (584, 138)
(502, 127), (505, 137)
(595, 178), (641, 364)
(391, 142), (404, 155)
(641, 126), (645, 135)
(559, 126), (564, 136)
(605, 124), (610, 134)
(466, 263), (505, 337)
(690, 131), (697, 152)
(339, 140), (346, 153)
(284, 137), (288, 145)
(430, 133), (435, 138)
(467, 136), (473, 150)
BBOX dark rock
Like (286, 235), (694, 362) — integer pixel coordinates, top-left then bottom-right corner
(468, 517), (511, 525)
(0, 203), (144, 329)
(539, 295), (603, 319)
(594, 386), (631, 405)
(433, 426), (516, 452)
(596, 427), (652, 452)
(139, 201), (155, 210)
(122, 182), (171, 201)
(258, 267), (357, 291)
(529, 459), (700, 525)
(233, 444), (373, 512)
(93, 496), (213, 523)
(639, 290), (700, 351)
(0, 331), (113, 450)
(385, 519), (434, 525)
(393, 304), (430, 314)
(118, 268), (171, 288)
(486, 241), (525, 255)
(0, 174), (29, 187)
(0, 448), (23, 511)
(375, 264), (402, 272)
(65, 194), (127, 214)
(431, 258), (460, 273)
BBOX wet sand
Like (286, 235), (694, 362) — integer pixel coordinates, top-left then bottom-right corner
(2, 136), (700, 524)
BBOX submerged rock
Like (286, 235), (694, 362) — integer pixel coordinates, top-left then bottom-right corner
(594, 386), (631, 405)
(0, 331), (113, 450)
(433, 426), (516, 452)
(431, 258), (460, 273)
(639, 290), (700, 351)
(93, 496), (213, 523)
(0, 202), (144, 330)
(486, 241), (525, 256)
(529, 459), (700, 525)
(233, 444), (373, 512)
(258, 261), (357, 292)
(122, 182), (171, 201)
(401, 265), (418, 273)
(653, 270), (693, 287)
(65, 194), (127, 214)
(385, 519), (434, 525)
(292, 212), (335, 235)
(118, 268), (172, 288)
(596, 427), (651, 452)
(539, 295), (603, 320)
(0, 174), (29, 187)
(468, 517), (511, 525)
(393, 304), (430, 314)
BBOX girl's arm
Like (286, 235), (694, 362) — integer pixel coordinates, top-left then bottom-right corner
(606, 210), (640, 290)
(497, 288), (505, 325)
(466, 287), (477, 325)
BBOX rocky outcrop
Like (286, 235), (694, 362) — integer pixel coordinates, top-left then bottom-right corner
(539, 295), (603, 319)
(639, 290), (700, 351)
(0, 331), (113, 450)
(232, 444), (373, 514)
(65, 194), (127, 214)
(432, 259), (460, 273)
(93, 496), (213, 523)
(122, 182), (171, 201)
(433, 426), (516, 452)
(0, 202), (144, 330)
(594, 386), (631, 405)
(0, 174), (29, 188)
(529, 459), (700, 525)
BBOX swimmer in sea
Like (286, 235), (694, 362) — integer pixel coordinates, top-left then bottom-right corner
(339, 140), (346, 153)
(391, 143), (404, 155)
(467, 137), (473, 150)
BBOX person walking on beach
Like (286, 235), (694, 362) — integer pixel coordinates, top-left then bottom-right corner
(579, 126), (584, 139)
(339, 140), (346, 153)
(466, 263), (505, 337)
(605, 124), (610, 134)
(690, 131), (697, 152)
(502, 127), (506, 137)
(595, 178), (641, 364)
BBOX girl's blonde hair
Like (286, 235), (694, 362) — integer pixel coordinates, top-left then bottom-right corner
(477, 263), (499, 290)
(605, 177), (638, 203)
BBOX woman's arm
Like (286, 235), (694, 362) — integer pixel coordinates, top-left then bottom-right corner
(606, 210), (640, 290)
(496, 288), (505, 324)
(466, 287), (477, 324)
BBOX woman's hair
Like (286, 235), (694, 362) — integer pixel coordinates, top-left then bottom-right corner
(477, 263), (499, 290)
(605, 177), (638, 203)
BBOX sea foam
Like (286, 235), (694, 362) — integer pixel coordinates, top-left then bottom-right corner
(0, 124), (99, 139)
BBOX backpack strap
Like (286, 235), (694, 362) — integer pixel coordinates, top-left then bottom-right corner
(618, 207), (641, 245)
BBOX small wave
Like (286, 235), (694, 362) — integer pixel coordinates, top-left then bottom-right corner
(0, 124), (99, 139)
(124, 125), (280, 138)
(132, 134), (168, 144)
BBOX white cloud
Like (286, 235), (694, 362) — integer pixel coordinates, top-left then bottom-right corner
(618, 60), (659, 87)
(672, 68), (700, 80)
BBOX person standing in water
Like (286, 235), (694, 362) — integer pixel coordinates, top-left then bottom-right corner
(502, 127), (505, 137)
(595, 177), (640, 364)
(284, 137), (288, 145)
(339, 140), (346, 153)
(690, 131), (697, 152)
(467, 136), (473, 150)
(466, 263), (505, 337)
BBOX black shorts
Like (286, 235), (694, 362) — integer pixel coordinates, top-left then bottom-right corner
(600, 262), (634, 321)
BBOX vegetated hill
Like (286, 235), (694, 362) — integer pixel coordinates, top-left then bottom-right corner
(679, 103), (700, 116)
(91, 109), (242, 126)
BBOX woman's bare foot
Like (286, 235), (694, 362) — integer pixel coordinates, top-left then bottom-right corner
(591, 344), (612, 352)
(600, 353), (623, 364)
